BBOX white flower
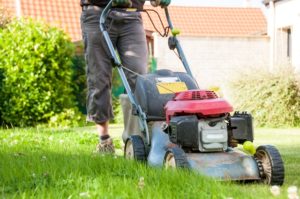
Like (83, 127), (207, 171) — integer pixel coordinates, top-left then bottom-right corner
(138, 177), (145, 189)
(288, 186), (299, 199)
(41, 156), (47, 161)
(49, 136), (54, 141)
(288, 186), (298, 193)
(79, 192), (90, 198)
(11, 140), (18, 146)
(59, 139), (64, 144)
(270, 186), (281, 196)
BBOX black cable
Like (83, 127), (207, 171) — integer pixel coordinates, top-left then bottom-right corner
(142, 9), (170, 37)
(173, 49), (181, 61)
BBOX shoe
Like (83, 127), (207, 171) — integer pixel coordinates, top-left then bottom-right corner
(96, 138), (115, 154)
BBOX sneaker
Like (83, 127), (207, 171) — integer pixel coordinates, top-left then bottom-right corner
(96, 138), (115, 154)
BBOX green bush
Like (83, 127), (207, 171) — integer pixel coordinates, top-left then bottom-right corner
(111, 68), (124, 124)
(0, 7), (11, 29)
(48, 108), (85, 128)
(71, 54), (87, 114)
(112, 96), (123, 124)
(226, 67), (300, 127)
(0, 68), (4, 124)
(0, 19), (75, 127)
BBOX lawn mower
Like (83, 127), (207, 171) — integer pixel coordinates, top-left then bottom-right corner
(100, 0), (285, 185)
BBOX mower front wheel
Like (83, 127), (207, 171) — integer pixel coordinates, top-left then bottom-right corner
(124, 135), (146, 161)
(164, 147), (189, 169)
(255, 145), (285, 185)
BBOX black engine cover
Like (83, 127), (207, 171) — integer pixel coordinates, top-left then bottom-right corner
(230, 112), (254, 143)
(169, 115), (199, 149)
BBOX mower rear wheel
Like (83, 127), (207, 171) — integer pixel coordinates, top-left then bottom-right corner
(124, 135), (146, 161)
(164, 147), (189, 169)
(255, 145), (285, 185)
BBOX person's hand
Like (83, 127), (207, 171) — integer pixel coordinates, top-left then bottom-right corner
(112, 0), (133, 7)
(150, 0), (171, 8)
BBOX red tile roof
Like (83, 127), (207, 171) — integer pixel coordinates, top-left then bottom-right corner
(2, 0), (82, 41)
(142, 5), (267, 37)
(1, 1), (266, 41)
(1, 0), (15, 13)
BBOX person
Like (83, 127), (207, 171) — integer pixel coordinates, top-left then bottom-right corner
(80, 0), (148, 153)
(80, 0), (171, 154)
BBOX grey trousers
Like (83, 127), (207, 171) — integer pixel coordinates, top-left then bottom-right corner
(80, 8), (148, 124)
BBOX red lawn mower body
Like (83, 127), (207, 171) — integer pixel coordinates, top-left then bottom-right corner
(165, 90), (233, 123)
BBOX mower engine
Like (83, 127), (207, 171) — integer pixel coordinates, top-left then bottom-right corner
(165, 90), (252, 152)
(169, 115), (228, 152)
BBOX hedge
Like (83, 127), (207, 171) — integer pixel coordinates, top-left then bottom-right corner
(225, 67), (300, 127)
(0, 19), (75, 126)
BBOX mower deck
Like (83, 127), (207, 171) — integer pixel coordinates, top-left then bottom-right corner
(148, 122), (260, 181)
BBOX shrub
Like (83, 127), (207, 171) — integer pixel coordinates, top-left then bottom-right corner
(48, 108), (85, 128)
(111, 68), (124, 124)
(112, 96), (123, 124)
(0, 7), (11, 29)
(225, 67), (300, 127)
(0, 68), (4, 124)
(0, 19), (75, 127)
(71, 54), (87, 114)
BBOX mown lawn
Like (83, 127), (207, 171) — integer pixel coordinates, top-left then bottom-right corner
(0, 125), (299, 198)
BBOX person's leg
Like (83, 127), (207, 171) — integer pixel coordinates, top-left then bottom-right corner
(96, 121), (114, 153)
(81, 8), (117, 152)
(116, 12), (148, 142)
(117, 13), (148, 90)
(96, 121), (109, 136)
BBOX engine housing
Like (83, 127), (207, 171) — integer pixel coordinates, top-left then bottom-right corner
(169, 115), (228, 152)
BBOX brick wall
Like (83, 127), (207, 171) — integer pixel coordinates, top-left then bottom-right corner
(154, 36), (269, 88)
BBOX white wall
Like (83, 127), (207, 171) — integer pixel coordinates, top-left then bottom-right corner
(274, 0), (300, 70)
(154, 36), (269, 88)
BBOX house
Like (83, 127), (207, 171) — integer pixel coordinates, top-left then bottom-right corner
(1, 0), (268, 87)
(142, 6), (268, 87)
(264, 0), (300, 71)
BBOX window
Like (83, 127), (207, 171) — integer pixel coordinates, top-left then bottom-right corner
(287, 28), (292, 58)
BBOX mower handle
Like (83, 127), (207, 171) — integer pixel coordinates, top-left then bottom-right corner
(164, 8), (193, 78)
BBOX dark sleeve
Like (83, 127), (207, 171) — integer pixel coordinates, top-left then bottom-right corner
(81, 0), (110, 7)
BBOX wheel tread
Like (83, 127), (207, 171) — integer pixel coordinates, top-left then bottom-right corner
(255, 145), (285, 185)
(165, 147), (190, 168)
(125, 135), (146, 161)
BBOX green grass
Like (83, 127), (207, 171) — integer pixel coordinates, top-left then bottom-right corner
(0, 125), (299, 198)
